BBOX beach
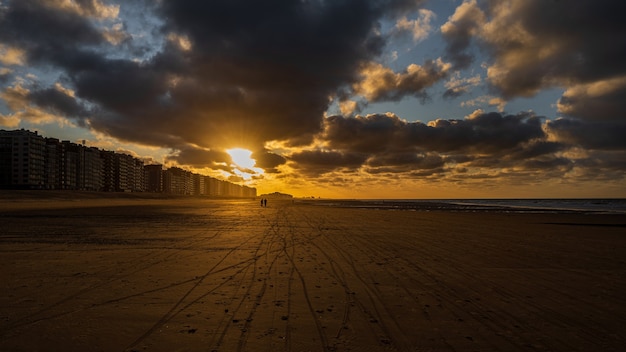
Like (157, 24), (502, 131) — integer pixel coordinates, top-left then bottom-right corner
(1, 193), (625, 351)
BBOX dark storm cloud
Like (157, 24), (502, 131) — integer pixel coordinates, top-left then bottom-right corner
(546, 119), (626, 150)
(365, 152), (445, 174)
(166, 146), (231, 169)
(574, 151), (626, 176)
(251, 150), (287, 174)
(521, 157), (573, 172)
(1, 0), (429, 168)
(440, 0), (484, 70)
(323, 113), (407, 153)
(420, 112), (545, 153)
(557, 81), (626, 122)
(144, 0), (426, 147)
(441, 0), (626, 121)
(291, 111), (554, 176)
(28, 87), (91, 119)
(505, 140), (566, 161)
(0, 0), (106, 68)
(73, 59), (169, 112)
(289, 150), (368, 176)
(323, 111), (545, 155)
(516, 0), (626, 84)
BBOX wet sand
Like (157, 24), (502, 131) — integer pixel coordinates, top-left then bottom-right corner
(1, 194), (625, 351)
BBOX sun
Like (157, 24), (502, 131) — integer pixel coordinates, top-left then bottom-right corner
(227, 148), (256, 169)
(226, 148), (265, 180)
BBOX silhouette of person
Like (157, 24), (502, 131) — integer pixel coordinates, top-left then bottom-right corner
(263, 198), (267, 207)
(260, 199), (264, 207)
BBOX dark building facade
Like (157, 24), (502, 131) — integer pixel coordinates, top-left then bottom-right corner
(0, 129), (256, 197)
(0, 129), (45, 189)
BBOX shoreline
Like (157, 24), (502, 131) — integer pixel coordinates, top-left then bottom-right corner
(3, 190), (625, 213)
(296, 198), (626, 214)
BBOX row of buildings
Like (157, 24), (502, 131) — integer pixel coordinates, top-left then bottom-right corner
(0, 129), (256, 197)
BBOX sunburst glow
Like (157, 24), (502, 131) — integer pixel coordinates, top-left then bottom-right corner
(226, 148), (267, 181)
(227, 148), (256, 169)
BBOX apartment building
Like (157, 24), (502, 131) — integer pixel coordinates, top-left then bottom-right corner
(163, 167), (193, 195)
(1, 129), (256, 197)
(0, 129), (46, 189)
(144, 164), (163, 192)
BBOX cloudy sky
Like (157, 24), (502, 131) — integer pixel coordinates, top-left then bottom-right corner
(1, 0), (625, 198)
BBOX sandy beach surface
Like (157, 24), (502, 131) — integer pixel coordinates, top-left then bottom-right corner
(1, 192), (625, 351)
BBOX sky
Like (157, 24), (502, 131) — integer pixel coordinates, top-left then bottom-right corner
(1, 0), (625, 199)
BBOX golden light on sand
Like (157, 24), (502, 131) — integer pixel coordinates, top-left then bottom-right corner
(2, 196), (625, 351)
(227, 148), (256, 169)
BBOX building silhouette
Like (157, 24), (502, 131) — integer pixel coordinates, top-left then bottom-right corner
(144, 164), (164, 192)
(0, 129), (45, 189)
(0, 129), (256, 198)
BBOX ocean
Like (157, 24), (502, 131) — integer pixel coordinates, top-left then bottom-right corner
(299, 198), (626, 214)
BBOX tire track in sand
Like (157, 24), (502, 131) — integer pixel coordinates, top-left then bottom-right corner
(124, 222), (264, 352)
